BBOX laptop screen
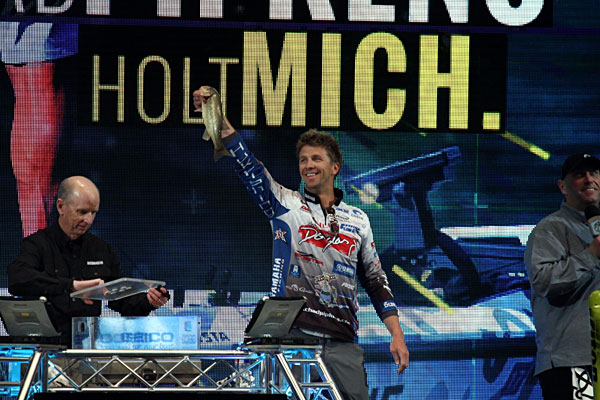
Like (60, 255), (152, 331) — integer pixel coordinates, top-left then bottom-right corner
(0, 297), (60, 338)
(244, 297), (306, 339)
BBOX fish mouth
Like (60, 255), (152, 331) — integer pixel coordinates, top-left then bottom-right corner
(199, 86), (214, 97)
(197, 86), (216, 104)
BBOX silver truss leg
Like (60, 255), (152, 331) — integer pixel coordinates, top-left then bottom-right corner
(275, 352), (306, 400)
(17, 350), (42, 400)
(40, 351), (50, 392)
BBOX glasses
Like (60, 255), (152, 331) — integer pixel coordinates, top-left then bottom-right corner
(325, 207), (339, 236)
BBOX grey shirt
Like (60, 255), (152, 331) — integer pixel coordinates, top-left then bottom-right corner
(525, 201), (600, 375)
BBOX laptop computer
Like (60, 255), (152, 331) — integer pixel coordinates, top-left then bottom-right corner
(0, 297), (62, 345)
(243, 296), (306, 344)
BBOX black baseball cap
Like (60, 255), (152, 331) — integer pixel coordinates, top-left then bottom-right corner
(561, 153), (600, 179)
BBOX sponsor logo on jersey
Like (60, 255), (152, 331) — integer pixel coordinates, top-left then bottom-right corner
(274, 228), (287, 243)
(383, 301), (397, 309)
(340, 223), (360, 234)
(303, 306), (352, 326)
(352, 209), (364, 217)
(334, 213), (350, 221)
(271, 258), (284, 295)
(298, 225), (358, 256)
(313, 273), (338, 306)
(289, 264), (302, 277)
(288, 284), (314, 295)
(333, 261), (356, 279)
(299, 286), (314, 294)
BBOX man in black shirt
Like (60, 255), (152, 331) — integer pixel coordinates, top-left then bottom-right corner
(8, 176), (170, 345)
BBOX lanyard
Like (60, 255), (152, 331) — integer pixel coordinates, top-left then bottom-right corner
(301, 197), (339, 237)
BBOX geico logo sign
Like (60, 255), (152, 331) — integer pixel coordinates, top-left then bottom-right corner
(98, 332), (175, 343)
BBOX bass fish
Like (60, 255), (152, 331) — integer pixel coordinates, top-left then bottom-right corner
(194, 86), (232, 162)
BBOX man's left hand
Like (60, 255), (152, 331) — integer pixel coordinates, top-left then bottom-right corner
(383, 314), (409, 374)
(147, 286), (170, 309)
(390, 334), (409, 374)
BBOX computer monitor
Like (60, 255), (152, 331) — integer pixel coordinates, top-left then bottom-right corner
(0, 297), (60, 338)
(244, 296), (306, 340)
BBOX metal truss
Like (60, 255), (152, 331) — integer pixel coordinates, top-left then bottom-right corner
(2, 345), (342, 400)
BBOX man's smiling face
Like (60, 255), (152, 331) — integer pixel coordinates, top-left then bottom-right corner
(558, 169), (600, 211)
(298, 145), (340, 195)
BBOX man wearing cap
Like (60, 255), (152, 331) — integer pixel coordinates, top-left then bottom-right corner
(525, 153), (600, 399)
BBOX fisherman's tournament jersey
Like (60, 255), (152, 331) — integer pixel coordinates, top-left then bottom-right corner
(223, 132), (398, 342)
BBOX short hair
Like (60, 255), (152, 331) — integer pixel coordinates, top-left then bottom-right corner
(57, 179), (74, 203)
(295, 129), (343, 172)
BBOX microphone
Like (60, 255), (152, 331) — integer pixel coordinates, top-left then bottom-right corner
(585, 205), (600, 237)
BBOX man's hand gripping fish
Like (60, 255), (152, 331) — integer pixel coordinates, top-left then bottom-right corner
(193, 86), (232, 161)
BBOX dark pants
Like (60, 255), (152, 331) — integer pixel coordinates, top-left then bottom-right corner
(321, 340), (369, 400)
(537, 366), (594, 400)
(287, 329), (369, 400)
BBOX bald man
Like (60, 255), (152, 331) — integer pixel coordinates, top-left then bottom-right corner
(7, 176), (170, 345)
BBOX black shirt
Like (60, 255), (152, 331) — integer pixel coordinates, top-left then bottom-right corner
(8, 222), (155, 344)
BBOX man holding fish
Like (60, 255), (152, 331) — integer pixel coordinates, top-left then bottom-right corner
(194, 86), (409, 400)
